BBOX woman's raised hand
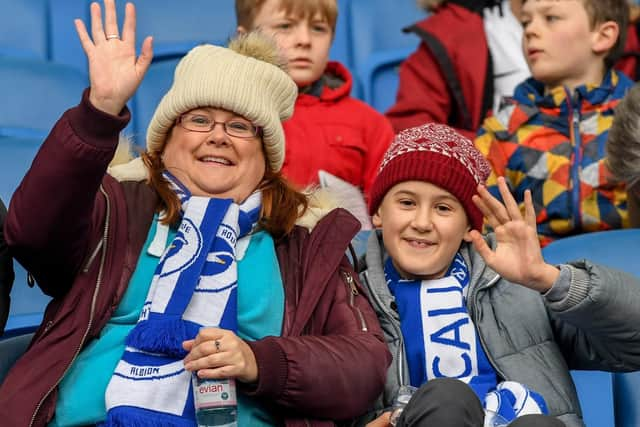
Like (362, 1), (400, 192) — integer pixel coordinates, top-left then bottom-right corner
(74, 0), (153, 115)
(469, 177), (560, 293)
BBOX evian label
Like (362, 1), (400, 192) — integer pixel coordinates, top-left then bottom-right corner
(193, 377), (237, 409)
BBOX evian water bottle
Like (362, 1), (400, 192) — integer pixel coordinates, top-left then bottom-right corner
(192, 373), (238, 426)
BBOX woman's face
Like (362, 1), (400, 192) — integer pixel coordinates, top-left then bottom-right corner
(162, 107), (266, 203)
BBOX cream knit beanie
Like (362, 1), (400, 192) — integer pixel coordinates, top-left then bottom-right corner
(146, 32), (297, 172)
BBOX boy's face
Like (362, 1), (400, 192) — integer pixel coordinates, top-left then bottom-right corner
(243, 0), (333, 87)
(521, 0), (607, 89)
(373, 181), (472, 281)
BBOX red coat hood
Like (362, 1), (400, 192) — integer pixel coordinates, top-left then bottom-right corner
(296, 61), (353, 105)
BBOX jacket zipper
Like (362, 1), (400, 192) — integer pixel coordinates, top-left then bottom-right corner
(341, 270), (368, 332)
(467, 273), (508, 381)
(29, 185), (111, 427)
(82, 239), (104, 273)
(566, 88), (582, 232)
(362, 271), (406, 388)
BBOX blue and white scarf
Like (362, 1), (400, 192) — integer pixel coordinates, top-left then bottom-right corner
(484, 381), (548, 425)
(385, 254), (547, 424)
(385, 253), (497, 398)
(103, 172), (261, 427)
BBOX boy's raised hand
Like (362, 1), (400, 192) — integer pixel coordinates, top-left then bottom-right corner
(469, 177), (559, 293)
(74, 0), (153, 116)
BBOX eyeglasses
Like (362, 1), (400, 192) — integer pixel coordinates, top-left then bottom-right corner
(177, 113), (262, 138)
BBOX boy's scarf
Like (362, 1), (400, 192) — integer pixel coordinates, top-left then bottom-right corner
(484, 381), (548, 425)
(103, 172), (261, 427)
(385, 254), (548, 424)
(385, 253), (497, 398)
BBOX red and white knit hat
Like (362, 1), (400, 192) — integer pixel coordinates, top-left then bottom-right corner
(368, 123), (492, 231)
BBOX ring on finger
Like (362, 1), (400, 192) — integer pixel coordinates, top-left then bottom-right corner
(106, 34), (119, 40)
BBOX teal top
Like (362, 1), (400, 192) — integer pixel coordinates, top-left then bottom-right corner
(50, 217), (284, 426)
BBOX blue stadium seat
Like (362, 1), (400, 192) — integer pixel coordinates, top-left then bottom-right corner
(359, 47), (414, 113)
(0, 136), (52, 337)
(49, 0), (236, 71)
(131, 0), (236, 62)
(0, 333), (34, 383)
(347, 0), (424, 75)
(329, 0), (351, 68)
(131, 58), (180, 146)
(542, 228), (640, 275)
(0, 57), (87, 139)
(0, 0), (49, 60)
(542, 229), (640, 427)
(614, 371), (640, 427)
(48, 0), (90, 71)
(568, 371), (615, 427)
(0, 137), (42, 204)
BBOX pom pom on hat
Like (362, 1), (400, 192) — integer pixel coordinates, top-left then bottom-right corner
(369, 123), (492, 231)
(146, 32), (297, 172)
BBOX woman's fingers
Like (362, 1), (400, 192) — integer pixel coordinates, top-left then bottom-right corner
(184, 328), (227, 363)
(193, 328), (225, 345)
(183, 330), (258, 383)
(89, 2), (105, 44)
(103, 0), (120, 39)
(74, 19), (93, 54)
(137, 36), (154, 74)
(121, 2), (136, 43)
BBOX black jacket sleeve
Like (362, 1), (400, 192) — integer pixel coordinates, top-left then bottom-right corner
(0, 198), (15, 335)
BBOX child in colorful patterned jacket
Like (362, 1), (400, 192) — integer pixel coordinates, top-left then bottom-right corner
(361, 123), (640, 427)
(474, 0), (633, 246)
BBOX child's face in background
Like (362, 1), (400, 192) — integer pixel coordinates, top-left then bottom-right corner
(373, 181), (472, 281)
(247, 0), (333, 87)
(520, 0), (608, 89)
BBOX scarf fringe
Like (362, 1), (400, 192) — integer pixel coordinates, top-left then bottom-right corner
(126, 318), (201, 358)
(102, 406), (195, 427)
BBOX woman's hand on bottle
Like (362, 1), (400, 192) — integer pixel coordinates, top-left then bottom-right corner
(183, 327), (259, 384)
(74, 0), (153, 115)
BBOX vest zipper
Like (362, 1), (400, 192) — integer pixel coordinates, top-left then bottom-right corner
(342, 270), (368, 332)
(467, 273), (507, 381)
(29, 185), (111, 427)
(363, 271), (406, 388)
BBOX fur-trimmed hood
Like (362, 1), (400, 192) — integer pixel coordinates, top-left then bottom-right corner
(107, 137), (340, 230)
